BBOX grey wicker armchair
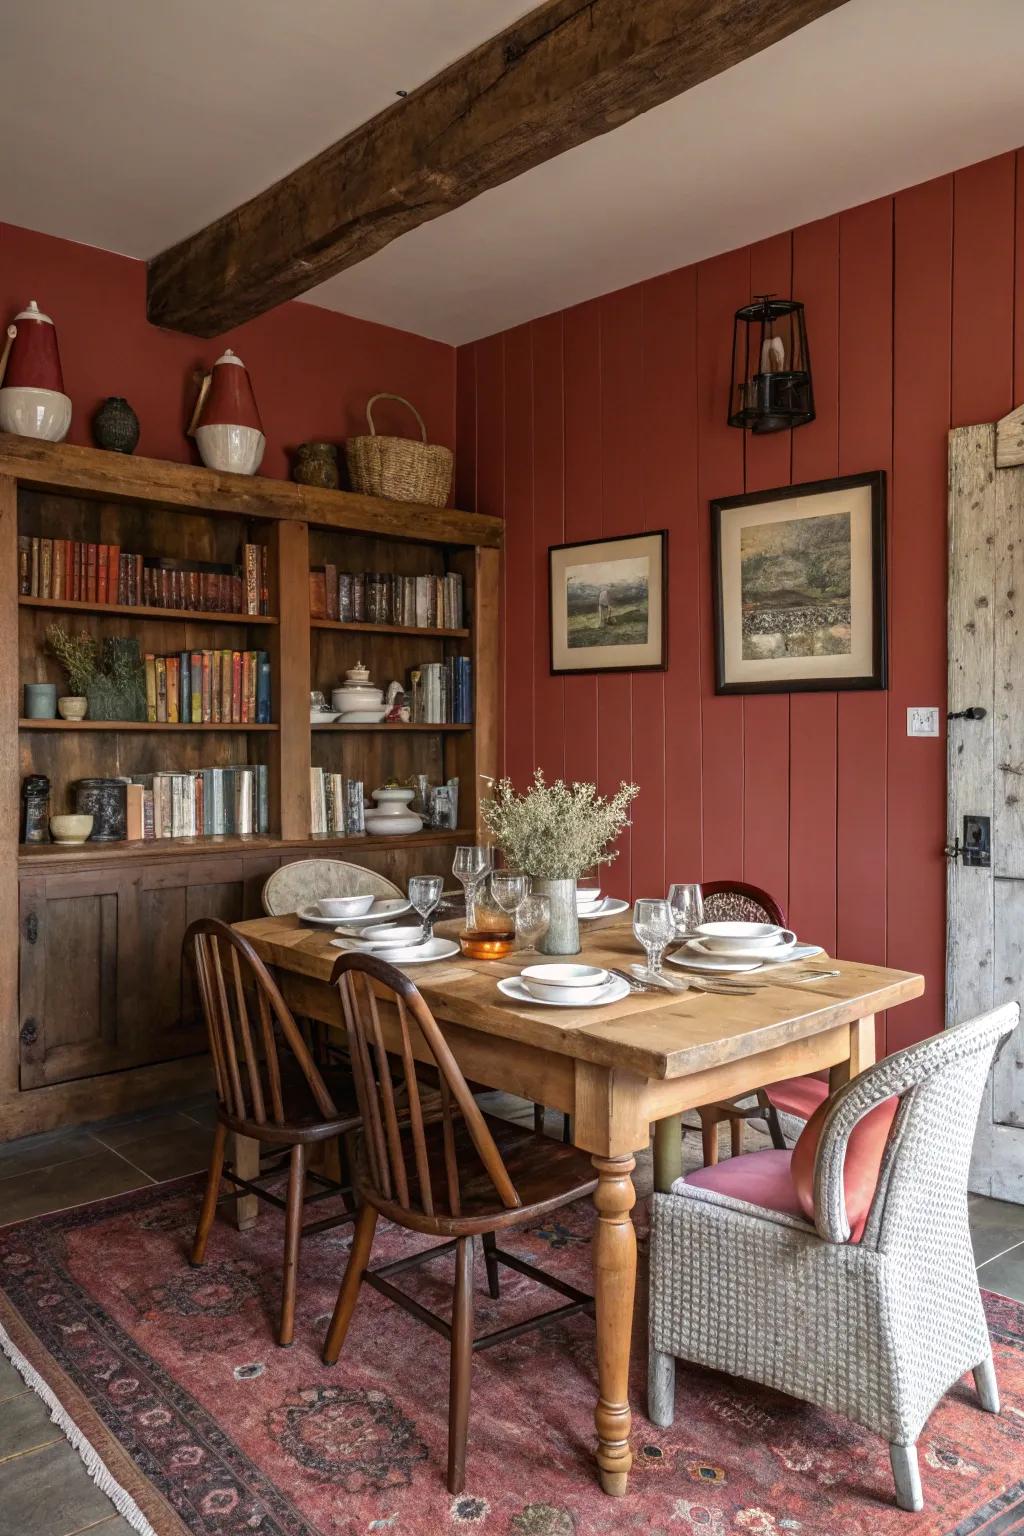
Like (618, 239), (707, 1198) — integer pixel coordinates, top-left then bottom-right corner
(648, 1002), (1019, 1512)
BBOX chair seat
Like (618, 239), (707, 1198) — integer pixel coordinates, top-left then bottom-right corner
(365, 1112), (598, 1232)
(220, 1059), (362, 1140)
(684, 1147), (808, 1222)
(762, 1072), (829, 1120)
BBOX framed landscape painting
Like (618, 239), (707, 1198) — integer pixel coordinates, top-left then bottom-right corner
(549, 530), (667, 674)
(712, 471), (887, 694)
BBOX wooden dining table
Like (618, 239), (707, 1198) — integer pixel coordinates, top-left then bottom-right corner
(233, 910), (924, 1497)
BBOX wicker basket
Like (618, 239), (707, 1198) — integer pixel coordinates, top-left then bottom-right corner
(345, 393), (453, 507)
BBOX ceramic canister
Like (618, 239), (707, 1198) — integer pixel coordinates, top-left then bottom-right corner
(188, 349), (265, 475)
(0, 300), (72, 441)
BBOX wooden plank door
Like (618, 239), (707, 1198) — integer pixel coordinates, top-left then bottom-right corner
(948, 421), (1024, 1200)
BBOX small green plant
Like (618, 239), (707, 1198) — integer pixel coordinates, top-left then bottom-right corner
(481, 769), (639, 880)
(46, 624), (99, 695)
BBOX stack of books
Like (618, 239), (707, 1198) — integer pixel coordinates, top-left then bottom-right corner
(144, 650), (272, 723)
(309, 566), (464, 629)
(18, 537), (268, 615)
(409, 657), (473, 724)
(309, 771), (365, 836)
(125, 765), (269, 840)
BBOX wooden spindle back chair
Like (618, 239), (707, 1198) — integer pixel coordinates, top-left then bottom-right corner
(322, 951), (599, 1494)
(185, 919), (361, 1345)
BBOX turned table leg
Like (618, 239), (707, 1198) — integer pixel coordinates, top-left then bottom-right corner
(592, 1154), (637, 1495)
(652, 1115), (683, 1193)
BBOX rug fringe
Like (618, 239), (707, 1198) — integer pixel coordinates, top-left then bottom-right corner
(0, 1319), (158, 1536)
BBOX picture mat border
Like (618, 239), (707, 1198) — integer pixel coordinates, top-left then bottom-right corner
(549, 528), (668, 675)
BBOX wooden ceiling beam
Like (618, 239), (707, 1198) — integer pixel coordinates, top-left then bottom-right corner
(147, 0), (850, 337)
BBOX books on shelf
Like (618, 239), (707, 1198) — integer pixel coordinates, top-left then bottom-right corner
(144, 650), (271, 724)
(310, 771), (366, 836)
(125, 764), (270, 839)
(18, 536), (269, 615)
(409, 657), (473, 724)
(309, 567), (464, 630)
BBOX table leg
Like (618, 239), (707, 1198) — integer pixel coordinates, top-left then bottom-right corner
(829, 1013), (877, 1092)
(232, 1132), (260, 1231)
(652, 1114), (683, 1193)
(592, 1154), (637, 1495)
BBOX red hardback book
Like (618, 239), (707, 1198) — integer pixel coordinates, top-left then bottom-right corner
(210, 651), (221, 724)
(106, 545), (120, 604)
(97, 545), (108, 605)
(86, 543), (98, 602)
(244, 650), (257, 723)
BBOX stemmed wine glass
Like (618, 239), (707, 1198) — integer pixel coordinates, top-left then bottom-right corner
(667, 883), (704, 942)
(633, 898), (677, 976)
(452, 845), (493, 930)
(491, 872), (529, 935)
(515, 894), (550, 954)
(408, 874), (443, 943)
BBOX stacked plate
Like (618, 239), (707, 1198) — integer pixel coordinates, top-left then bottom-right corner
(330, 918), (459, 965)
(297, 896), (412, 929)
(576, 884), (630, 922)
(668, 921), (823, 974)
(497, 962), (630, 1009)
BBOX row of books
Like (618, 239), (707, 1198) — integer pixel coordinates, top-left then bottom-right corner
(310, 771), (366, 836)
(144, 650), (272, 724)
(309, 567), (464, 629)
(124, 765), (270, 839)
(409, 658), (473, 724)
(18, 537), (269, 615)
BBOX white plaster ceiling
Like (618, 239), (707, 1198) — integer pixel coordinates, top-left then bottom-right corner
(3, 0), (1024, 345)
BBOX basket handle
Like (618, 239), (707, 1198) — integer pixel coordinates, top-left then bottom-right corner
(365, 393), (427, 443)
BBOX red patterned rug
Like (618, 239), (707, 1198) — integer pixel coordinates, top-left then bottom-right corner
(2, 1176), (1024, 1535)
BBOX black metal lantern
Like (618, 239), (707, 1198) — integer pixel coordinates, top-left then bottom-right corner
(728, 295), (814, 434)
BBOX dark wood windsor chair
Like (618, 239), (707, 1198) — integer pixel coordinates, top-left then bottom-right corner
(185, 918), (361, 1346)
(321, 951), (598, 1495)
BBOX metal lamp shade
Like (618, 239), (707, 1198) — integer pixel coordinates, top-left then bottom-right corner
(728, 296), (815, 434)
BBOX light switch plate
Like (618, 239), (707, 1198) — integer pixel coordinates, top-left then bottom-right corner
(907, 707), (940, 737)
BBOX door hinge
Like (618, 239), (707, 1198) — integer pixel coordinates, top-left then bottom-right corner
(24, 911), (38, 944)
(19, 1018), (38, 1047)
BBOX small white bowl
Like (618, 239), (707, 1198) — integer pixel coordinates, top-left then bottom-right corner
(696, 921), (785, 952)
(521, 963), (610, 1004)
(576, 887), (603, 906)
(316, 894), (376, 919)
(353, 922), (423, 947)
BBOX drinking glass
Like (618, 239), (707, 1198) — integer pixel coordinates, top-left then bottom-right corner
(633, 898), (677, 975)
(515, 894), (550, 954)
(452, 845), (493, 929)
(408, 874), (443, 942)
(667, 882), (704, 939)
(491, 872), (529, 929)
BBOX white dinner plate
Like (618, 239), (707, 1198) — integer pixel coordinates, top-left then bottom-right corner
(497, 974), (631, 1009)
(330, 936), (460, 965)
(577, 897), (630, 921)
(298, 898), (412, 929)
(667, 941), (824, 974)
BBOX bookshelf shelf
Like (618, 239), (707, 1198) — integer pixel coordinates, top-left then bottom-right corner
(310, 722), (472, 733)
(311, 618), (469, 639)
(20, 596), (278, 625)
(18, 825), (475, 870)
(19, 719), (279, 732)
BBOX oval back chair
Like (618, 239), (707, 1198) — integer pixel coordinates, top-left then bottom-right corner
(185, 918), (360, 1344)
(321, 950), (598, 1495)
(261, 858), (402, 916)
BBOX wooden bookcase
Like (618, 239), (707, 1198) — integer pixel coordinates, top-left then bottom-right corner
(0, 434), (501, 1139)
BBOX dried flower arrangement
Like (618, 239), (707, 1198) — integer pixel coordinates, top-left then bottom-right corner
(45, 625), (147, 720)
(46, 624), (99, 695)
(481, 769), (639, 879)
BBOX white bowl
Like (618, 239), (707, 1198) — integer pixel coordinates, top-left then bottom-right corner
(696, 921), (785, 952)
(331, 686), (384, 712)
(353, 922), (423, 946)
(521, 963), (612, 1005)
(315, 894), (376, 919)
(576, 888), (603, 906)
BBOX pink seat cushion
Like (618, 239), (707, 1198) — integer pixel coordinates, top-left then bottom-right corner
(685, 1148), (807, 1222)
(790, 1093), (899, 1241)
(763, 1072), (829, 1120)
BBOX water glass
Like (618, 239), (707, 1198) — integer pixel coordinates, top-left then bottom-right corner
(452, 845), (493, 929)
(515, 894), (550, 954)
(491, 872), (529, 926)
(633, 898), (676, 975)
(667, 882), (704, 939)
(408, 874), (443, 941)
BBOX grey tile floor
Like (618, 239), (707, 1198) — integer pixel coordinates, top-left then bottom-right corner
(1, 1097), (1023, 1535)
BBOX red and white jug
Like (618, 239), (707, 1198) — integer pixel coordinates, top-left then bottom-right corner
(0, 299), (72, 441)
(187, 348), (265, 475)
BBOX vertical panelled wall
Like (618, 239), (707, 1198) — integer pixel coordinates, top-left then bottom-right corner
(456, 148), (1024, 1052)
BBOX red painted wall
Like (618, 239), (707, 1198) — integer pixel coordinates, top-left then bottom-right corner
(0, 223), (455, 473)
(456, 148), (1024, 1052)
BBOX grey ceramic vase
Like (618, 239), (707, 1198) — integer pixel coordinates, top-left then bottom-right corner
(533, 877), (581, 956)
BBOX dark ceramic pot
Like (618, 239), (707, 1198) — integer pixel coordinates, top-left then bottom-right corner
(75, 778), (127, 841)
(93, 397), (140, 454)
(293, 441), (340, 489)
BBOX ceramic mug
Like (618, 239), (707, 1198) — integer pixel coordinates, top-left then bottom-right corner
(23, 683), (57, 719)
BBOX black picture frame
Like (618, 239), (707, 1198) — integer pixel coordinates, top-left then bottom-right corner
(548, 529), (668, 675)
(711, 471), (887, 695)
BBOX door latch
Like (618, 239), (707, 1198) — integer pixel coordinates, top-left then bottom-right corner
(24, 911), (38, 944)
(948, 706), (987, 721)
